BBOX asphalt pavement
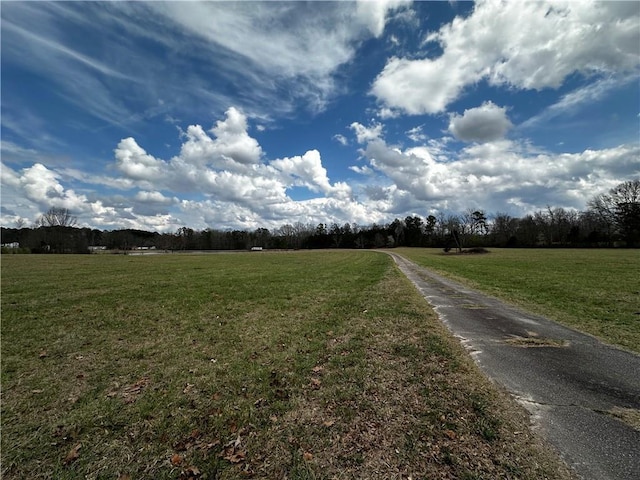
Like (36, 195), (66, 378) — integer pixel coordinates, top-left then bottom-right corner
(386, 252), (640, 480)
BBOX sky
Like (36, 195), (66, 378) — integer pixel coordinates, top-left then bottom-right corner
(1, 0), (639, 233)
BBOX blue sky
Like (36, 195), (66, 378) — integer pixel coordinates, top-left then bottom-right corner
(2, 0), (639, 232)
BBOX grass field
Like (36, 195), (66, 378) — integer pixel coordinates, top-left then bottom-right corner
(0, 251), (574, 479)
(396, 248), (640, 353)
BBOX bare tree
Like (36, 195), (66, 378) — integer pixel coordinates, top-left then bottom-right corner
(36, 207), (77, 227)
(588, 179), (640, 246)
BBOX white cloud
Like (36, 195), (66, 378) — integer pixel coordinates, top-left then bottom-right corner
(372, 55), (468, 115)
(134, 191), (177, 205)
(349, 165), (374, 176)
(1, 1), (410, 133)
(406, 126), (426, 143)
(356, 129), (640, 216)
(271, 150), (352, 198)
(115, 138), (166, 183)
(142, 1), (409, 113)
(176, 108), (263, 174)
(333, 134), (349, 146)
(378, 107), (400, 119)
(0, 163), (123, 227)
(1, 141), (40, 160)
(1, 5), (140, 127)
(448, 102), (513, 143)
(0, 162), (21, 189)
(356, 0), (412, 37)
(4, 104), (637, 233)
(19, 164), (88, 211)
(351, 121), (384, 144)
(208, 107), (263, 165)
(371, 0), (640, 115)
(519, 73), (639, 130)
(108, 108), (362, 229)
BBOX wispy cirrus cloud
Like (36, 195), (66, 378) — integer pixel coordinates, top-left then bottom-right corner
(1, 0), (411, 133)
(518, 72), (640, 131)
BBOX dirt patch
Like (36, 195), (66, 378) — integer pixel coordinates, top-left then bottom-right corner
(459, 304), (489, 310)
(442, 247), (491, 255)
(504, 336), (569, 348)
(608, 406), (640, 431)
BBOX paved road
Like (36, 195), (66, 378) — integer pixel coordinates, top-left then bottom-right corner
(386, 252), (640, 480)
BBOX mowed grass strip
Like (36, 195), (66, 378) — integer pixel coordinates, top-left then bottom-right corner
(1, 252), (573, 479)
(396, 248), (640, 353)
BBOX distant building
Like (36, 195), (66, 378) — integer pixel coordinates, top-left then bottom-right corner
(251, 246), (263, 251)
(1, 242), (19, 249)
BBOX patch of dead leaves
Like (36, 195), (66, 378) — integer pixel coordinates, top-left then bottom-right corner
(178, 465), (201, 479)
(173, 429), (220, 453)
(309, 378), (322, 389)
(309, 365), (324, 389)
(221, 434), (246, 464)
(170, 430), (223, 479)
(106, 377), (149, 404)
(63, 443), (81, 465)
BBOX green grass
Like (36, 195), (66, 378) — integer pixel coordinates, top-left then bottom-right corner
(396, 248), (640, 353)
(1, 252), (574, 479)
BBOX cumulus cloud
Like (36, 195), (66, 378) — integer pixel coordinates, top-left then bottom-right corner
(4, 104), (637, 232)
(9, 107), (363, 231)
(19, 164), (89, 211)
(109, 108), (362, 229)
(177, 107), (263, 173)
(270, 150), (352, 198)
(134, 191), (177, 205)
(208, 107), (262, 165)
(355, 130), (640, 216)
(0, 162), (132, 228)
(351, 121), (384, 144)
(448, 102), (513, 143)
(115, 138), (166, 183)
(371, 0), (640, 115)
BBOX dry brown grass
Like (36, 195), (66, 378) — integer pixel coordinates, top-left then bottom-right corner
(247, 269), (576, 479)
(2, 253), (576, 479)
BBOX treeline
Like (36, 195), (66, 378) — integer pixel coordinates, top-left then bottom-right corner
(1, 180), (638, 253)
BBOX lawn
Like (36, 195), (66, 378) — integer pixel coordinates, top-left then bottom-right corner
(1, 251), (573, 479)
(396, 248), (640, 353)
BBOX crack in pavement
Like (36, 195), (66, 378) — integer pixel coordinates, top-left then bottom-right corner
(383, 251), (640, 480)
